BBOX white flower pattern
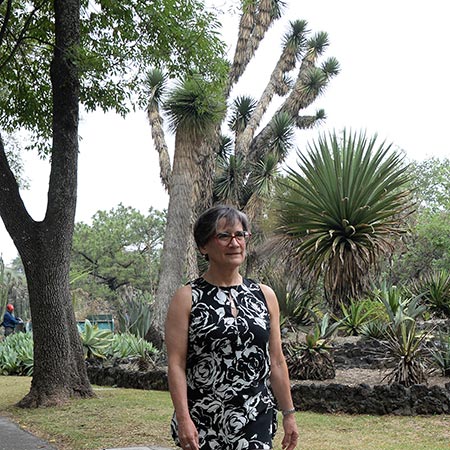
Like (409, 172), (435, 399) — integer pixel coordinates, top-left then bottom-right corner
(171, 278), (277, 449)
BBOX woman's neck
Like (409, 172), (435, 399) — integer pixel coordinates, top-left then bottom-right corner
(202, 267), (242, 287)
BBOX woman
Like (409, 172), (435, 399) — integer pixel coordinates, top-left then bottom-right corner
(165, 205), (298, 450)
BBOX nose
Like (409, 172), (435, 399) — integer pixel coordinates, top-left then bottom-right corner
(228, 235), (241, 246)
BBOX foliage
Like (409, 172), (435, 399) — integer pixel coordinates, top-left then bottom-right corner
(284, 314), (339, 380)
(387, 158), (450, 284)
(71, 204), (165, 299)
(274, 129), (413, 311)
(265, 272), (317, 330)
(2, 133), (29, 189)
(382, 319), (429, 387)
(338, 299), (374, 336)
(107, 333), (158, 359)
(117, 288), (154, 339)
(0, 332), (33, 376)
(0, 256), (8, 318)
(0, 0), (228, 151)
(164, 76), (226, 139)
(376, 285), (429, 386)
(429, 331), (450, 377)
(78, 320), (113, 359)
(359, 319), (388, 340)
(408, 157), (450, 212)
(376, 284), (426, 325)
(408, 270), (450, 318)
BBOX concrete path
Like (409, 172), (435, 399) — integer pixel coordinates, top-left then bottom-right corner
(0, 416), (171, 450)
(0, 416), (57, 450)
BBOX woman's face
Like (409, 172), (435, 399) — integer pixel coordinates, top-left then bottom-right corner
(200, 218), (249, 268)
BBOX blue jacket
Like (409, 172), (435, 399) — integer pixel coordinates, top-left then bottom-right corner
(2, 311), (21, 328)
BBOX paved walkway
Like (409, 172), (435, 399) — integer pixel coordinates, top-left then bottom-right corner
(0, 416), (170, 450)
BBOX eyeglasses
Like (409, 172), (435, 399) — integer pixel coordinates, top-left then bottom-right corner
(214, 231), (251, 245)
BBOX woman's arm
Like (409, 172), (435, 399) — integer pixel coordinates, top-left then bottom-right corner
(261, 283), (299, 450)
(165, 285), (199, 450)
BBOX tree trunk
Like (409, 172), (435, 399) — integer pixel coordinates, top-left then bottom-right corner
(0, 0), (93, 407)
(18, 249), (93, 407)
(150, 134), (198, 346)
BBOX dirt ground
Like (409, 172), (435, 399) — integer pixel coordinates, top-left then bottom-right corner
(289, 335), (450, 388)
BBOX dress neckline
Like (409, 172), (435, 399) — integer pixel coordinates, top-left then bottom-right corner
(199, 277), (244, 290)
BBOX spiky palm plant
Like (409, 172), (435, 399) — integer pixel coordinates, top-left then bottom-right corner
(409, 269), (450, 318)
(274, 129), (413, 312)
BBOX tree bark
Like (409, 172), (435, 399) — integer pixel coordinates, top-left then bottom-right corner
(150, 134), (198, 346)
(0, 0), (93, 407)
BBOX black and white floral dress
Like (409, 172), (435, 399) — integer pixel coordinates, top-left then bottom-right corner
(171, 277), (277, 450)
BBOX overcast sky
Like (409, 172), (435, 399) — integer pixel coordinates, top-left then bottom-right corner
(1, 0), (449, 264)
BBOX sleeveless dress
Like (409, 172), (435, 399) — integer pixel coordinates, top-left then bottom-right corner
(171, 277), (277, 450)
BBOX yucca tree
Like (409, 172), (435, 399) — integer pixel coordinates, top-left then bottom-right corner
(214, 18), (338, 254)
(146, 2), (339, 339)
(274, 129), (413, 312)
(148, 75), (225, 344)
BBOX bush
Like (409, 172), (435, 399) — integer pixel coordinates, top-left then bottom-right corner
(409, 270), (450, 318)
(0, 332), (33, 375)
(429, 331), (450, 377)
(284, 314), (339, 380)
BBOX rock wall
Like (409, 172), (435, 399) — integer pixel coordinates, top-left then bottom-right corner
(86, 363), (450, 415)
(291, 381), (450, 415)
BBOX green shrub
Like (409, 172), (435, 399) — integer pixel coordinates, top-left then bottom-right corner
(78, 319), (113, 359)
(0, 332), (34, 375)
(338, 299), (374, 336)
(429, 331), (450, 376)
(284, 314), (339, 380)
(108, 333), (159, 360)
(117, 291), (153, 339)
(359, 319), (388, 339)
(409, 270), (450, 318)
(376, 285), (430, 386)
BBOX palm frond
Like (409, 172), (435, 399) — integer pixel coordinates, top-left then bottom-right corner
(164, 76), (225, 139)
(228, 95), (257, 133)
(145, 68), (167, 105)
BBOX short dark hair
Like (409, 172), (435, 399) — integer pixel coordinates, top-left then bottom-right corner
(194, 205), (249, 249)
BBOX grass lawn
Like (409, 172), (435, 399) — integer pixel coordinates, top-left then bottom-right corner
(0, 376), (449, 449)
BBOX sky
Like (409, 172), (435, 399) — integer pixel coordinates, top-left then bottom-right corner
(1, 0), (449, 265)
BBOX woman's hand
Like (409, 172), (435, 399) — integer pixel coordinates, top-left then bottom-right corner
(177, 416), (199, 450)
(281, 414), (299, 450)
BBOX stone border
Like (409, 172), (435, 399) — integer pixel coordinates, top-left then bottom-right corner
(86, 365), (450, 416)
(291, 381), (450, 415)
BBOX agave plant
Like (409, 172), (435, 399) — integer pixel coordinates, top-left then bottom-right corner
(359, 319), (388, 340)
(409, 270), (450, 318)
(78, 319), (113, 359)
(0, 332), (34, 375)
(377, 285), (430, 386)
(274, 129), (413, 313)
(382, 319), (429, 387)
(338, 298), (374, 336)
(429, 331), (450, 377)
(117, 289), (154, 339)
(108, 333), (160, 371)
(284, 313), (339, 380)
(376, 284), (426, 325)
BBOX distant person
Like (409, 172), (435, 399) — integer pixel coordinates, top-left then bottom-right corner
(1, 303), (23, 337)
(165, 205), (298, 450)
